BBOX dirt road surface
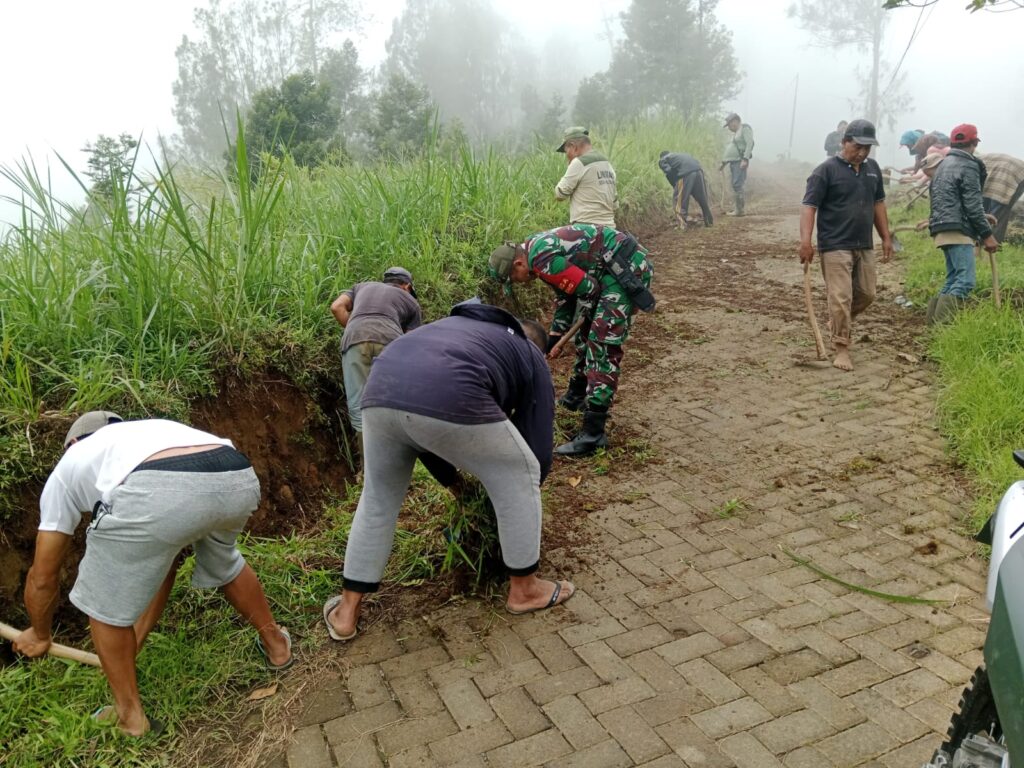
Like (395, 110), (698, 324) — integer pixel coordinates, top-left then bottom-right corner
(271, 188), (987, 768)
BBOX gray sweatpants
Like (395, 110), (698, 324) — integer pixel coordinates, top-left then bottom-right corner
(342, 407), (542, 589)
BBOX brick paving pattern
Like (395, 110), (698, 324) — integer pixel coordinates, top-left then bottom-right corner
(279, 209), (985, 767)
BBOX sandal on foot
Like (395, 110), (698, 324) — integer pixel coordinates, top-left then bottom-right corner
(506, 580), (576, 615)
(257, 626), (295, 671)
(323, 595), (358, 641)
(91, 707), (165, 737)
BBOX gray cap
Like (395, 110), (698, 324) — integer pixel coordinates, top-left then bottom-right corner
(65, 411), (123, 448)
(556, 126), (589, 153)
(723, 112), (740, 126)
(382, 266), (413, 284)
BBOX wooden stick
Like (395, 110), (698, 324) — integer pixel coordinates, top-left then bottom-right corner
(803, 263), (827, 360)
(547, 317), (587, 360)
(0, 621), (102, 667)
(990, 251), (1001, 309)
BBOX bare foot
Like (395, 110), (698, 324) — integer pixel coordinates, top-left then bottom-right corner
(833, 347), (853, 371)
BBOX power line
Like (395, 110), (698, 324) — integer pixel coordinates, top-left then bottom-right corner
(881, 3), (932, 99)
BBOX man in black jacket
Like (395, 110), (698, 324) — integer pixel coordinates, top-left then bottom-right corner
(658, 151), (713, 228)
(927, 123), (1000, 322)
(322, 302), (574, 641)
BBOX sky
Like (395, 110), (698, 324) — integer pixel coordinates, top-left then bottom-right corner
(1, 0), (1022, 225)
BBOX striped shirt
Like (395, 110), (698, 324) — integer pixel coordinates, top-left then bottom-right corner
(979, 154), (1024, 205)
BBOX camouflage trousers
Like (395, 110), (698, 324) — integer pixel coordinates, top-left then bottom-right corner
(570, 269), (652, 410)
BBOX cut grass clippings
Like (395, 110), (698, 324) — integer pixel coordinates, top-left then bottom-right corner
(780, 548), (947, 606)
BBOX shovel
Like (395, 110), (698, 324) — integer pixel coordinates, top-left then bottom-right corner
(0, 621), (102, 667)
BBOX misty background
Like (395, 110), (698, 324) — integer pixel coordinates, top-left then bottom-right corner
(1, 0), (1022, 225)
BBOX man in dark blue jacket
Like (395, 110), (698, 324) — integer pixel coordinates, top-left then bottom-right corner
(927, 123), (1000, 322)
(322, 302), (573, 640)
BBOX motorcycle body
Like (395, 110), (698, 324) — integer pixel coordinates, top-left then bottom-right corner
(922, 450), (1024, 767)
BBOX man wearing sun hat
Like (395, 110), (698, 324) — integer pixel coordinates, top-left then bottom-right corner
(330, 267), (422, 442)
(554, 126), (618, 227)
(799, 118), (893, 372)
(13, 412), (291, 736)
(927, 123), (1000, 321)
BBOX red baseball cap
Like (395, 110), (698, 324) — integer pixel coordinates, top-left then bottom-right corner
(950, 124), (979, 144)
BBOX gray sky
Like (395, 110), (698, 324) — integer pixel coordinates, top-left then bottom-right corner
(2, 0), (1021, 225)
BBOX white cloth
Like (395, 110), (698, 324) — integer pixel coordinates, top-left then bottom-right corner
(39, 420), (233, 534)
(555, 154), (618, 227)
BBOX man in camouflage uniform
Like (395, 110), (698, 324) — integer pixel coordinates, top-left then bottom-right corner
(488, 224), (654, 457)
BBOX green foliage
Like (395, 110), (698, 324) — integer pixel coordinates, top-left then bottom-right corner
(173, 0), (360, 160)
(589, 0), (740, 119)
(82, 133), (141, 203)
(898, 221), (1024, 529)
(364, 72), (437, 157)
(241, 71), (342, 173)
(573, 74), (612, 128)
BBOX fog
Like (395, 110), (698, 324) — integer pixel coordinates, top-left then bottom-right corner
(2, 0), (1022, 225)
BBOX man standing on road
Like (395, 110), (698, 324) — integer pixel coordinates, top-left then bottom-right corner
(322, 302), (574, 641)
(799, 119), (893, 372)
(722, 113), (754, 216)
(488, 224), (654, 456)
(824, 121), (848, 158)
(658, 150), (713, 228)
(14, 412), (292, 736)
(554, 127), (618, 227)
(927, 124), (1000, 321)
(978, 152), (1024, 242)
(330, 267), (422, 455)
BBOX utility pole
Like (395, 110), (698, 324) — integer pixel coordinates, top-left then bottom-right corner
(788, 74), (799, 160)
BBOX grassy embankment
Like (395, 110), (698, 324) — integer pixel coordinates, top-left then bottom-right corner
(891, 200), (1024, 531)
(0, 117), (719, 767)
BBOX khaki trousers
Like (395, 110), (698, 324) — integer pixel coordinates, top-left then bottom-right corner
(820, 249), (876, 347)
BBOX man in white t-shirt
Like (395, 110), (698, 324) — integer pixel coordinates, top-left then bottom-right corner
(13, 411), (292, 736)
(554, 127), (618, 227)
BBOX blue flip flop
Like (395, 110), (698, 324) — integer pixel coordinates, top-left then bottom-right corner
(257, 626), (295, 671)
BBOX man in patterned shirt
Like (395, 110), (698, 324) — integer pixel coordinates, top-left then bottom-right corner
(488, 224), (654, 456)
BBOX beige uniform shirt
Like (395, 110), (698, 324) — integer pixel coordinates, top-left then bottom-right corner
(555, 151), (617, 227)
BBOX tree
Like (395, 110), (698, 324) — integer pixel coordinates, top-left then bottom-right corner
(788, 0), (911, 129)
(243, 72), (341, 172)
(383, 0), (515, 143)
(82, 133), (140, 202)
(173, 0), (358, 160)
(883, 0), (1022, 10)
(364, 72), (436, 157)
(320, 39), (364, 134)
(603, 0), (740, 118)
(573, 74), (613, 128)
(519, 86), (565, 146)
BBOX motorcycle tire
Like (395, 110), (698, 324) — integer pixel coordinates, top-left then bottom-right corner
(942, 666), (1002, 754)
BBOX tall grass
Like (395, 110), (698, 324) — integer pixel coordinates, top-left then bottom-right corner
(0, 116), (717, 504)
(893, 204), (1024, 528)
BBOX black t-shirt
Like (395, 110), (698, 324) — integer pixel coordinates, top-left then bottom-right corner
(802, 156), (886, 251)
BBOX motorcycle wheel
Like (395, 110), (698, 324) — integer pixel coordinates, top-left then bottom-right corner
(942, 666), (1002, 754)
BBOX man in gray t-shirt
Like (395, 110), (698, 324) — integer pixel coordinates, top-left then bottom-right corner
(330, 268), (422, 441)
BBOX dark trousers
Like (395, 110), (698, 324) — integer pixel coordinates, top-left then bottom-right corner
(727, 161), (747, 214)
(674, 171), (714, 225)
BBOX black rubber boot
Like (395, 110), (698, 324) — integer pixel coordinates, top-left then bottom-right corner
(555, 409), (609, 457)
(931, 294), (963, 325)
(558, 376), (588, 412)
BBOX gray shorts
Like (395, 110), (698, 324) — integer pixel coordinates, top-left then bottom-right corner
(69, 465), (261, 627)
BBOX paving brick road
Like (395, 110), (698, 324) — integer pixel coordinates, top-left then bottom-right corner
(279, 201), (987, 768)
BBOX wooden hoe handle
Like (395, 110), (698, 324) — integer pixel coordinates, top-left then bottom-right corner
(803, 264), (828, 361)
(0, 620), (102, 667)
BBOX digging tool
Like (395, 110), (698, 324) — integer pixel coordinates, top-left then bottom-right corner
(981, 246), (1002, 309)
(0, 621), (102, 667)
(802, 263), (827, 360)
(548, 316), (587, 360)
